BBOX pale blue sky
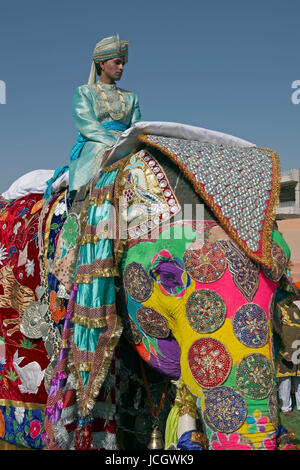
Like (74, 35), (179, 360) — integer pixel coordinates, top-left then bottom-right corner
(0, 0), (299, 192)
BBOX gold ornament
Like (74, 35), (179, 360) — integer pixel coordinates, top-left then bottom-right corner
(96, 82), (126, 120)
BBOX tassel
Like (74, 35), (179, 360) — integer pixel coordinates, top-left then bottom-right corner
(75, 416), (94, 450)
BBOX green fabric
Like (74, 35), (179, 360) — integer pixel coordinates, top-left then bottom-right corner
(121, 224), (198, 272)
(164, 405), (180, 450)
(272, 229), (291, 260)
(73, 324), (103, 352)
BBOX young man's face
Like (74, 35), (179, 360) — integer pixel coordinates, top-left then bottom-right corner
(100, 57), (125, 83)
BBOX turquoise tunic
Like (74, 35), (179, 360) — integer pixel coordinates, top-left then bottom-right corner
(69, 81), (141, 191)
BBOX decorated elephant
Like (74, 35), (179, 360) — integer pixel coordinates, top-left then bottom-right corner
(0, 122), (296, 450)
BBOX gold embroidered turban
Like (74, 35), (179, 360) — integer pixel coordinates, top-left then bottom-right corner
(88, 35), (130, 85)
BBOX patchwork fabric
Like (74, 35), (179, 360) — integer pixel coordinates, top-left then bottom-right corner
(0, 193), (62, 449)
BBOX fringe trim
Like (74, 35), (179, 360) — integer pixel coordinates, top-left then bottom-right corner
(138, 134), (280, 268)
(70, 314), (123, 418)
(72, 314), (108, 329)
(75, 266), (120, 284)
(75, 258), (114, 275)
(0, 399), (46, 409)
(89, 192), (114, 207)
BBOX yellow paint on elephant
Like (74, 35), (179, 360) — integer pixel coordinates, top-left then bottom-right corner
(142, 279), (273, 397)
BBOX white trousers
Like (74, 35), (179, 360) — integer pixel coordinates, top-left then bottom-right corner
(278, 376), (300, 412)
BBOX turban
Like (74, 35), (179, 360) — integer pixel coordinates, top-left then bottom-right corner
(88, 35), (129, 85)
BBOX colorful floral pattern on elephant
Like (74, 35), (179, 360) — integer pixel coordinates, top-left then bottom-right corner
(136, 306), (170, 338)
(257, 431), (276, 450)
(217, 239), (259, 301)
(262, 242), (287, 282)
(188, 338), (232, 388)
(149, 250), (190, 297)
(246, 409), (269, 435)
(123, 262), (153, 302)
(185, 289), (226, 334)
(232, 303), (269, 348)
(183, 242), (226, 283)
(210, 431), (254, 450)
(204, 386), (247, 433)
(235, 353), (274, 400)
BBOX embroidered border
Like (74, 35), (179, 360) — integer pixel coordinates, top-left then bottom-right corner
(138, 134), (281, 268)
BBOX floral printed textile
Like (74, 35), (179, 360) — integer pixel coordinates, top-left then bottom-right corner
(0, 192), (63, 449)
(0, 406), (45, 449)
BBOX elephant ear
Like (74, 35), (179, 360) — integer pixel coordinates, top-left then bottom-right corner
(139, 134), (280, 269)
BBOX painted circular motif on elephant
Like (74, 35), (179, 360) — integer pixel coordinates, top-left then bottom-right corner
(262, 242), (287, 282)
(183, 242), (226, 283)
(204, 386), (247, 434)
(185, 289), (226, 334)
(123, 262), (153, 302)
(188, 338), (232, 389)
(136, 306), (170, 338)
(235, 353), (274, 400)
(233, 303), (269, 348)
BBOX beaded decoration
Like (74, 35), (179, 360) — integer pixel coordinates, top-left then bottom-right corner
(136, 306), (170, 338)
(204, 386), (247, 433)
(268, 387), (279, 428)
(235, 353), (274, 400)
(217, 239), (259, 301)
(188, 337), (232, 389)
(123, 262), (153, 302)
(183, 242), (226, 283)
(138, 134), (281, 268)
(262, 242), (287, 282)
(185, 289), (226, 334)
(96, 82), (126, 120)
(232, 303), (269, 348)
(123, 314), (143, 344)
(118, 150), (180, 241)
